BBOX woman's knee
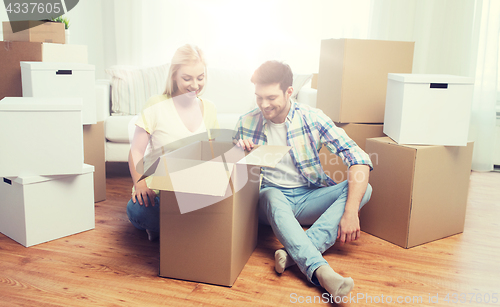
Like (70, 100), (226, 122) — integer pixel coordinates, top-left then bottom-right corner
(126, 198), (137, 219)
(126, 196), (159, 219)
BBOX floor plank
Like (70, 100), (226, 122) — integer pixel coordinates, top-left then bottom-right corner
(0, 167), (499, 306)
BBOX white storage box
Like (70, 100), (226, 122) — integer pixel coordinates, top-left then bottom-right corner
(0, 164), (95, 247)
(0, 97), (84, 177)
(383, 74), (474, 146)
(21, 61), (96, 125)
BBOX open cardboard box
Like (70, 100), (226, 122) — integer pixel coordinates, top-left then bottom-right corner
(146, 141), (291, 286)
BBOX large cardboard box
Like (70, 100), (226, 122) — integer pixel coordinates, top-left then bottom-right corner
(495, 117), (500, 166)
(0, 41), (88, 100)
(360, 137), (474, 248)
(147, 141), (290, 286)
(0, 164), (95, 247)
(0, 97), (84, 177)
(319, 123), (385, 182)
(384, 73), (474, 146)
(83, 122), (106, 202)
(317, 39), (414, 123)
(311, 73), (318, 89)
(3, 21), (65, 44)
(21, 61), (96, 124)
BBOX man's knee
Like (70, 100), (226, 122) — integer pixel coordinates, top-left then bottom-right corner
(259, 187), (289, 216)
(260, 188), (282, 205)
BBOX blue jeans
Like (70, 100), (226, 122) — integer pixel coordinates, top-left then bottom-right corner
(126, 196), (160, 233)
(258, 181), (372, 285)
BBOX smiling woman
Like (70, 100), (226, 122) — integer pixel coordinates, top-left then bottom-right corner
(126, 44), (219, 241)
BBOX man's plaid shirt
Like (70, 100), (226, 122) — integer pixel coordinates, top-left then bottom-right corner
(234, 100), (373, 187)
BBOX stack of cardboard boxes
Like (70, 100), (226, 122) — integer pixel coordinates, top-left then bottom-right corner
(316, 38), (414, 183)
(316, 38), (475, 248)
(0, 21), (105, 247)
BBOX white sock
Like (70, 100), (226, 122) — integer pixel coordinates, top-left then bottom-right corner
(274, 249), (296, 273)
(315, 265), (354, 298)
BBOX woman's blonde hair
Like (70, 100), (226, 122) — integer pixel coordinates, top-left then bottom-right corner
(163, 44), (207, 98)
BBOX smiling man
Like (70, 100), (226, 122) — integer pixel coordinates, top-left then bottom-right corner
(234, 61), (373, 298)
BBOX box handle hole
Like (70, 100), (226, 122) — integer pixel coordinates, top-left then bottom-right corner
(56, 70), (72, 75)
(3, 178), (12, 185)
(430, 83), (448, 89)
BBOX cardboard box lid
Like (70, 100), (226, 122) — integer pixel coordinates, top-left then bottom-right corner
(147, 142), (291, 196)
(150, 157), (235, 197)
(388, 73), (474, 85)
(370, 136), (455, 150)
(20, 61), (95, 71)
(2, 20), (63, 31)
(0, 97), (82, 112)
(237, 145), (292, 167)
(5, 164), (94, 185)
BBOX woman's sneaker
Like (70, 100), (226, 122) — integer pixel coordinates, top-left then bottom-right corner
(146, 229), (159, 241)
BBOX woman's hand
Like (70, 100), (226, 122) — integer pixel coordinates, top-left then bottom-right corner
(132, 180), (156, 207)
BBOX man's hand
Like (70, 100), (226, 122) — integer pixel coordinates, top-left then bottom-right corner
(235, 139), (255, 151)
(337, 211), (361, 246)
(336, 164), (370, 246)
(132, 180), (156, 207)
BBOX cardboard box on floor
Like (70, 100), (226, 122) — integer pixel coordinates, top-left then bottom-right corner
(146, 141), (290, 286)
(0, 164), (95, 247)
(359, 137), (474, 248)
(316, 38), (414, 123)
(3, 21), (65, 44)
(83, 122), (106, 202)
(319, 123), (386, 183)
(0, 41), (88, 100)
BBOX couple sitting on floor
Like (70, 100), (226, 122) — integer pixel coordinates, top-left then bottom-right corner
(126, 44), (372, 299)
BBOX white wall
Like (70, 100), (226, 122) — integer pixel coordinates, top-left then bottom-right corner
(370, 0), (476, 77)
(107, 0), (372, 74)
(64, 0), (105, 78)
(1, 0), (483, 79)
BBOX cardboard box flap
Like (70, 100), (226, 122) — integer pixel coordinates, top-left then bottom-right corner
(373, 136), (443, 150)
(388, 73), (474, 85)
(238, 145), (291, 168)
(7, 164), (93, 185)
(0, 97), (82, 111)
(20, 61), (95, 71)
(148, 157), (234, 197)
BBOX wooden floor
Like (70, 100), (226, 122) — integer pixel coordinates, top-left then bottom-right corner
(1, 164), (499, 306)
